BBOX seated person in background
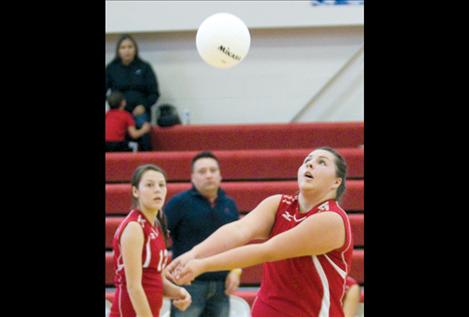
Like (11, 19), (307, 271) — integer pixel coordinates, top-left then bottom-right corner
(343, 275), (361, 317)
(105, 91), (151, 152)
(106, 34), (160, 151)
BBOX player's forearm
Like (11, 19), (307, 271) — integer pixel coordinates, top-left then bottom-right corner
(201, 243), (270, 272)
(192, 220), (251, 258)
(162, 276), (184, 299)
(343, 285), (360, 317)
(126, 284), (154, 317)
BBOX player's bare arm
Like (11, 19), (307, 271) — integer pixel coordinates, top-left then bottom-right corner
(175, 211), (345, 284)
(162, 276), (192, 311)
(121, 222), (154, 317)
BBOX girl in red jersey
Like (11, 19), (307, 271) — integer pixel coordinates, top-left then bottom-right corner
(110, 164), (192, 317)
(167, 147), (353, 317)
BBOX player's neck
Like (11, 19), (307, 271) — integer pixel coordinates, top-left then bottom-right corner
(138, 207), (159, 225)
(298, 191), (335, 214)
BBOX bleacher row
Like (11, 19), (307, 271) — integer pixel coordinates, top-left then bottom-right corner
(105, 121), (365, 308)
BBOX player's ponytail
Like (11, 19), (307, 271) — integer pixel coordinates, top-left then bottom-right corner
(156, 209), (170, 246)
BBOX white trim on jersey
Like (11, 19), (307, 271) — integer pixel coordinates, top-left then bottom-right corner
(142, 236), (152, 268)
(318, 201), (330, 211)
(137, 215), (146, 228)
(336, 202), (353, 304)
(281, 211), (306, 223)
(324, 254), (347, 279)
(294, 214), (306, 222)
(118, 284), (123, 317)
(312, 255), (330, 317)
(337, 202), (352, 275)
(116, 254), (124, 273)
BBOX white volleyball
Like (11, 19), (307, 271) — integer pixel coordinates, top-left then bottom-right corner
(196, 13), (251, 69)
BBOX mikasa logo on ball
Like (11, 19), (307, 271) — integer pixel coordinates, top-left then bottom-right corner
(217, 45), (241, 61)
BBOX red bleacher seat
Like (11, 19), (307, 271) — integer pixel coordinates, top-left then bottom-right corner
(349, 214), (364, 247)
(105, 148), (363, 183)
(150, 122), (364, 151)
(106, 180), (364, 214)
(349, 249), (364, 284)
(106, 217), (121, 249)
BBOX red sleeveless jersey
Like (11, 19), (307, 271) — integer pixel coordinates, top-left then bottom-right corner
(110, 209), (169, 317)
(252, 195), (353, 317)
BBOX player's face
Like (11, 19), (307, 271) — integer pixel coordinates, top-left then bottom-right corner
(133, 170), (167, 212)
(297, 149), (341, 194)
(191, 158), (222, 195)
(118, 39), (136, 64)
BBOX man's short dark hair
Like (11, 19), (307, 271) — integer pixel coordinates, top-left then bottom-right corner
(191, 151), (220, 171)
(107, 91), (125, 109)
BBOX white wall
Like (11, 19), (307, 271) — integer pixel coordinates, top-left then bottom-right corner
(295, 45), (364, 122)
(106, 1), (364, 33)
(105, 1), (364, 125)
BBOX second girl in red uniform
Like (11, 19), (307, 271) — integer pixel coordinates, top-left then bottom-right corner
(110, 164), (192, 317)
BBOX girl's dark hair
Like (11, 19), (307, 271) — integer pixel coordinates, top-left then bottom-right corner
(316, 146), (348, 202)
(113, 34), (140, 62)
(130, 164), (170, 245)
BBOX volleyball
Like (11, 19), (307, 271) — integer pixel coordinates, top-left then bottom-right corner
(196, 13), (251, 69)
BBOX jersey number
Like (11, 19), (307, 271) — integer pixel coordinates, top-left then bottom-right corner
(158, 249), (169, 272)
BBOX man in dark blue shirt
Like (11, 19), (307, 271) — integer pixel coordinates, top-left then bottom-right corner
(165, 151), (241, 317)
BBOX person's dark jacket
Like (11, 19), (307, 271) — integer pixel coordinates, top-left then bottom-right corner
(105, 57), (160, 115)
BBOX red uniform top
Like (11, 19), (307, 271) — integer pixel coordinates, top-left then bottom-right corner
(252, 195), (353, 317)
(110, 209), (169, 317)
(105, 109), (135, 142)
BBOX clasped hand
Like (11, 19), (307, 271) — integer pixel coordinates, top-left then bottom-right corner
(165, 250), (204, 285)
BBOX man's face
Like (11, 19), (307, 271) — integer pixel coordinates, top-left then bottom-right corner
(191, 158), (222, 195)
